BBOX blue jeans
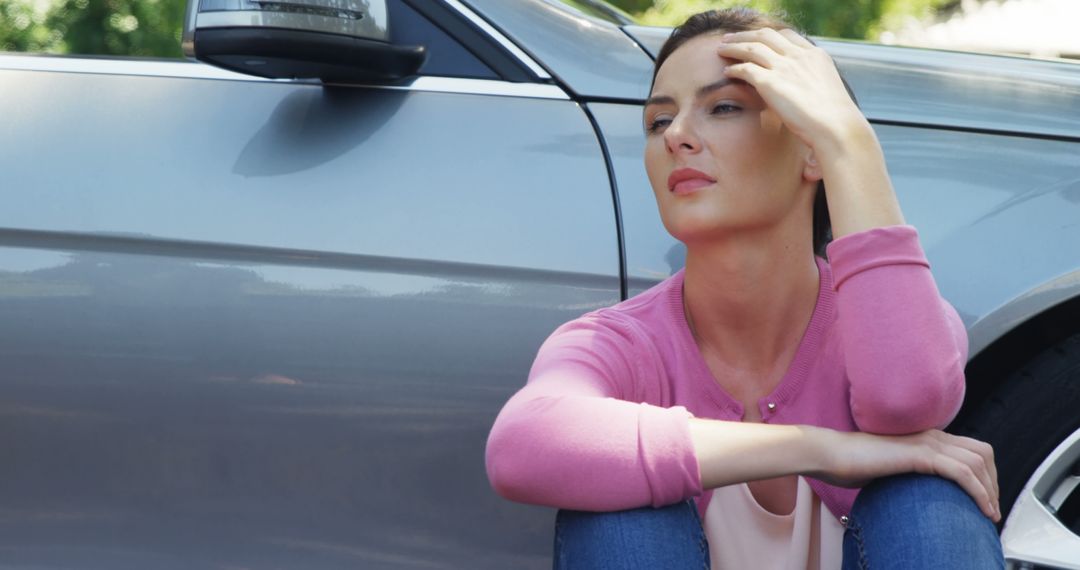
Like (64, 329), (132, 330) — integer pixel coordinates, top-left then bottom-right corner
(552, 474), (1004, 569)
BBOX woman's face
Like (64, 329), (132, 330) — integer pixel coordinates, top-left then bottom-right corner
(643, 32), (816, 246)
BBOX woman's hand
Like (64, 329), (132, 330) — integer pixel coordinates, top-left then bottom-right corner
(812, 428), (1001, 522)
(716, 28), (866, 156)
(716, 27), (906, 237)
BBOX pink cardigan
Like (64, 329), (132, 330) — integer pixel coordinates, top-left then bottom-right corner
(484, 225), (968, 522)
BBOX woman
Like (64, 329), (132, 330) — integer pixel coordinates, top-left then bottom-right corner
(485, 7), (1005, 569)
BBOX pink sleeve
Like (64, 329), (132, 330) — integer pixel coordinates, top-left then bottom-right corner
(484, 314), (702, 511)
(826, 225), (968, 435)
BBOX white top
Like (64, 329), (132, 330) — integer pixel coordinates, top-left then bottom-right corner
(704, 476), (846, 569)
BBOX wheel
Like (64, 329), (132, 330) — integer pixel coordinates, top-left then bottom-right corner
(952, 333), (1080, 569)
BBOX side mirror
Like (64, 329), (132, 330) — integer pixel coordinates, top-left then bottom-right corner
(182, 0), (426, 83)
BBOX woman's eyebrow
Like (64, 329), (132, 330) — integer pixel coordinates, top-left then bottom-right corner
(644, 77), (745, 109)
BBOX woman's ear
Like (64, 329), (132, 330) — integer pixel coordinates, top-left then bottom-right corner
(803, 151), (823, 183)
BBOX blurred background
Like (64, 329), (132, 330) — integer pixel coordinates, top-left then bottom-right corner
(1, 0), (1077, 61)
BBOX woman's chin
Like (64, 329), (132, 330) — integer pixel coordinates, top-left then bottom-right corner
(662, 220), (733, 245)
(662, 210), (778, 246)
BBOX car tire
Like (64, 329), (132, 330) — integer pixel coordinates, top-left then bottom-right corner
(951, 332), (1080, 529)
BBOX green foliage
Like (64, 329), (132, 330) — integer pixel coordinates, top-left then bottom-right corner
(0, 1), (55, 52)
(0, 0), (961, 58)
(778, 0), (887, 39)
(47, 0), (185, 57)
(1, 0), (185, 57)
(630, 0), (957, 40)
(875, 0), (956, 38)
(604, 0), (655, 15)
(636, 0), (773, 27)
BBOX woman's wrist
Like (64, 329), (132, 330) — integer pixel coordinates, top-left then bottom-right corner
(814, 113), (877, 161)
(799, 424), (836, 480)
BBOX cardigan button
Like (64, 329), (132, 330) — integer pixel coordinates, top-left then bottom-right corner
(840, 515), (849, 526)
(767, 402), (777, 411)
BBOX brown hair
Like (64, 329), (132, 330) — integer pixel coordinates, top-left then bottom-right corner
(650, 8), (861, 258)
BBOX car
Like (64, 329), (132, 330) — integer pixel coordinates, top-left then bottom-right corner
(0, 0), (1078, 567)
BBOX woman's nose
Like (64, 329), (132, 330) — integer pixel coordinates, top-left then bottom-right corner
(664, 117), (701, 154)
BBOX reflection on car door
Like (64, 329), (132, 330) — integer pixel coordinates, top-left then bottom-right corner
(0, 6), (620, 569)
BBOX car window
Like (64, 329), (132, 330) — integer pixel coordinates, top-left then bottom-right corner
(389, 0), (498, 80)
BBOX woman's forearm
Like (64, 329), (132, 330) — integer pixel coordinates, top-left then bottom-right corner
(816, 119), (906, 239)
(688, 418), (999, 522)
(687, 417), (829, 489)
(487, 392), (702, 511)
(814, 121), (967, 434)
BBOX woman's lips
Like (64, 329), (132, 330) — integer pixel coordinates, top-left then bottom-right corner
(668, 167), (716, 195)
(672, 179), (714, 195)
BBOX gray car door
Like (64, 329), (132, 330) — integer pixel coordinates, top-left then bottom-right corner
(0, 1), (617, 567)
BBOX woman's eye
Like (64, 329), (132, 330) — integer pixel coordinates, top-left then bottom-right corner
(646, 104), (741, 134)
(645, 118), (671, 134)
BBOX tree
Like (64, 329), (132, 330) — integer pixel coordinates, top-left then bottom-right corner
(778, 0), (887, 39)
(46, 0), (186, 57)
(0, 1), (54, 52)
(627, 0), (957, 40)
(1, 0), (184, 58)
(2, 0), (962, 58)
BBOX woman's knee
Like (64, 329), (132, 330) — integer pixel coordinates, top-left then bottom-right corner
(554, 499), (709, 569)
(842, 473), (1003, 569)
(853, 473), (989, 521)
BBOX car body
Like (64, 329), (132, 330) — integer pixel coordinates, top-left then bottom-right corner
(1, 0), (1079, 567)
